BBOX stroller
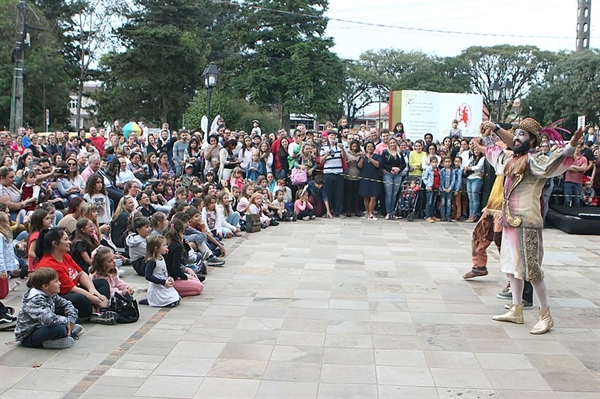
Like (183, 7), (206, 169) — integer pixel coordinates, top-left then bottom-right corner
(395, 177), (422, 222)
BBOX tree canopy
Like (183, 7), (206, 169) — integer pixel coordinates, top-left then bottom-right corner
(2, 1), (598, 133)
(522, 49), (600, 131)
(228, 0), (344, 127)
(461, 45), (557, 122)
(0, 0), (71, 131)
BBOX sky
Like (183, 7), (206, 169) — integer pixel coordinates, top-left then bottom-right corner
(325, 0), (599, 60)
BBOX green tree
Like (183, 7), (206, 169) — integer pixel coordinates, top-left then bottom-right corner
(358, 49), (470, 94)
(229, 0), (344, 127)
(0, 0), (71, 131)
(339, 60), (377, 127)
(461, 45), (557, 122)
(92, 0), (210, 127)
(521, 49), (600, 131)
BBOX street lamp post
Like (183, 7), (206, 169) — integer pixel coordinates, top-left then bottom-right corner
(490, 79), (513, 122)
(202, 63), (219, 126)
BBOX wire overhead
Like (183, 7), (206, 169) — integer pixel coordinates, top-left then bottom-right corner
(211, 0), (594, 40)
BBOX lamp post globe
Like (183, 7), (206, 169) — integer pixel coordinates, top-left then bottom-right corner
(202, 63), (219, 124)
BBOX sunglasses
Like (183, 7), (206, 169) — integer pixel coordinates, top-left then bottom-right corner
(68, 162), (76, 166)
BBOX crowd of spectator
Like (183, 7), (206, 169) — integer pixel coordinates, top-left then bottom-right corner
(0, 119), (598, 347)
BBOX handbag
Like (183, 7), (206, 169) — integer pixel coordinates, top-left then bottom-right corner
(110, 292), (140, 323)
(291, 167), (308, 185)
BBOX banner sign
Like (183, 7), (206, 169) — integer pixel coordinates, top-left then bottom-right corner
(389, 90), (483, 142)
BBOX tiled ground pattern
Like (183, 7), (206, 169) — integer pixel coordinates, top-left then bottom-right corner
(1, 218), (599, 398)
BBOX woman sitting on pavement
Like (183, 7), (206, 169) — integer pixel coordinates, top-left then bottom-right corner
(34, 227), (117, 324)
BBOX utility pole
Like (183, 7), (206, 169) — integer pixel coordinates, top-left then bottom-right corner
(10, 0), (27, 133)
(576, 0), (592, 51)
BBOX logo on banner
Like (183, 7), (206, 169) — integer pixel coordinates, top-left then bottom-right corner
(456, 103), (472, 127)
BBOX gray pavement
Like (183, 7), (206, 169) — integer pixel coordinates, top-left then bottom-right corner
(1, 218), (599, 398)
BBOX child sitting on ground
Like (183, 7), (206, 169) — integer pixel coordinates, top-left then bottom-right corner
(14, 267), (82, 349)
(126, 217), (152, 276)
(272, 189), (294, 221)
(90, 247), (134, 298)
(144, 235), (181, 307)
(246, 192), (271, 227)
(294, 189), (315, 221)
(275, 179), (293, 204)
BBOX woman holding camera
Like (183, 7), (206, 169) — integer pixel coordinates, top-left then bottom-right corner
(57, 160), (84, 200)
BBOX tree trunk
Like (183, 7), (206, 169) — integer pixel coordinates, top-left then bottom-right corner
(281, 104), (290, 133)
(161, 97), (168, 125)
(76, 80), (83, 129)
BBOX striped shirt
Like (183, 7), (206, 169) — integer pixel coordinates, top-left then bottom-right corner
(319, 145), (344, 174)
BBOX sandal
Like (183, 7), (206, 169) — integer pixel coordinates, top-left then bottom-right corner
(385, 214), (390, 220)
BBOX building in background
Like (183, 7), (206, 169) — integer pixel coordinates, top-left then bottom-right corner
(69, 81), (100, 129)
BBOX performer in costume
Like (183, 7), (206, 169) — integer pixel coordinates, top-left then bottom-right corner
(480, 118), (584, 335)
(463, 136), (534, 307)
(462, 141), (506, 279)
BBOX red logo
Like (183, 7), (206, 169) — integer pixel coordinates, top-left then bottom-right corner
(456, 104), (472, 127)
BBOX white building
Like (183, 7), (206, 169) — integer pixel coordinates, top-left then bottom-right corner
(69, 81), (100, 129)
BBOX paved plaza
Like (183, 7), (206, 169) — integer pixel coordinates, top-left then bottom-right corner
(1, 218), (599, 398)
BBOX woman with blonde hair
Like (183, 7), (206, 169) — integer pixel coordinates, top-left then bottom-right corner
(111, 195), (136, 247)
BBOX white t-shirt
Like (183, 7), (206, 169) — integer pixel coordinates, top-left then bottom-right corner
(84, 193), (112, 225)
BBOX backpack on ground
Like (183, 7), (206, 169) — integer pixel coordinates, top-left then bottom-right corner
(110, 293), (140, 323)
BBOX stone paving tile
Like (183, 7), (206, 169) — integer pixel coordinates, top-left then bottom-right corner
(135, 375), (203, 398)
(1, 219), (599, 397)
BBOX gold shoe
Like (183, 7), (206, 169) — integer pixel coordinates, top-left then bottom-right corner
(530, 306), (554, 335)
(492, 304), (524, 324)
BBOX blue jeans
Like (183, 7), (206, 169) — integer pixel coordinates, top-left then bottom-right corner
(53, 212), (64, 226)
(440, 191), (453, 219)
(425, 189), (438, 218)
(226, 212), (240, 227)
(466, 178), (483, 218)
(542, 178), (554, 220)
(563, 181), (581, 207)
(21, 324), (69, 348)
(383, 173), (403, 215)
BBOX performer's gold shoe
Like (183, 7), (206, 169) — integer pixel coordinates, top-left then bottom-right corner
(530, 307), (554, 335)
(492, 304), (524, 324)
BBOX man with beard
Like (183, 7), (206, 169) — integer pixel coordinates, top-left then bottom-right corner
(463, 132), (534, 310)
(479, 118), (584, 335)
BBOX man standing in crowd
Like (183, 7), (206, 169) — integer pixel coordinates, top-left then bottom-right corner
(319, 129), (346, 218)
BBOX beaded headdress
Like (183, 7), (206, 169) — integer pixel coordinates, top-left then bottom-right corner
(514, 118), (542, 146)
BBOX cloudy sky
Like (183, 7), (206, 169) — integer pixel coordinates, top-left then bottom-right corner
(325, 0), (599, 60)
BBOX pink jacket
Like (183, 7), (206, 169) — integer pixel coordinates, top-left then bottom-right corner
(294, 199), (313, 214)
(90, 273), (130, 297)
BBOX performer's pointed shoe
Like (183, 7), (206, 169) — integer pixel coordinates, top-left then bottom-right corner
(463, 267), (488, 279)
(492, 304), (524, 324)
(530, 307), (554, 335)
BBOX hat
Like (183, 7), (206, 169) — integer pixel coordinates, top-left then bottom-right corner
(514, 118), (542, 146)
(185, 163), (193, 169)
(252, 120), (259, 125)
